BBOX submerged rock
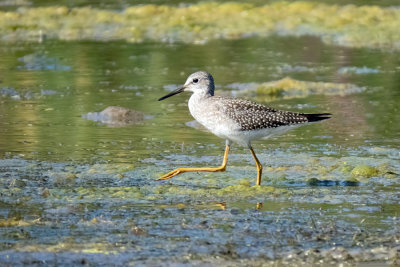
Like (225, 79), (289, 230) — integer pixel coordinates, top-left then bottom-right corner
(82, 106), (152, 127)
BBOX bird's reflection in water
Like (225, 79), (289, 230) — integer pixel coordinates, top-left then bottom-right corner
(215, 202), (263, 210)
(216, 202), (227, 210)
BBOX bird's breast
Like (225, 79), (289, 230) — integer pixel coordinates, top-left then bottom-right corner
(188, 95), (241, 138)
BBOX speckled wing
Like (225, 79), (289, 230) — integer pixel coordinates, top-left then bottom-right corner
(216, 97), (330, 131)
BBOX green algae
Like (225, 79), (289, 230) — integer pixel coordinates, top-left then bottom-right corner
(152, 180), (290, 199)
(0, 217), (32, 227)
(15, 241), (119, 254)
(0, 153), (399, 265)
(48, 186), (144, 202)
(1, 2), (400, 49)
(340, 163), (354, 174)
(87, 163), (135, 174)
(351, 165), (379, 178)
(237, 77), (365, 100)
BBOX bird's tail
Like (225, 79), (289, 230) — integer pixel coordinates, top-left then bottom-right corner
(304, 113), (332, 122)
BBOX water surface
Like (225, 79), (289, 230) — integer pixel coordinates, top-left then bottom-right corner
(0, 27), (399, 266)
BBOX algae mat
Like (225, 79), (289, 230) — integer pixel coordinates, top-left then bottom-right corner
(1, 2), (400, 49)
(0, 145), (399, 265)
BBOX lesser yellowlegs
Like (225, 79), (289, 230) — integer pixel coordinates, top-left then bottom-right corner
(158, 71), (331, 185)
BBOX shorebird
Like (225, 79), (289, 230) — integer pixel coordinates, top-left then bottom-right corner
(158, 71), (331, 185)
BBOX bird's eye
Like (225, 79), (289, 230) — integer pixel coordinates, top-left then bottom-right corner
(193, 78), (199, 83)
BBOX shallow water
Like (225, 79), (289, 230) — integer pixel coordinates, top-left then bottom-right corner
(0, 15), (399, 267)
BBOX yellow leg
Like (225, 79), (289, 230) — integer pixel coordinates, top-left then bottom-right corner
(157, 144), (230, 180)
(249, 146), (263, 186)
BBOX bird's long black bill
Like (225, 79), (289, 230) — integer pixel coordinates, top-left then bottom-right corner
(158, 87), (185, 101)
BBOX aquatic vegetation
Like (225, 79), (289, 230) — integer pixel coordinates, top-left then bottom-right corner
(234, 77), (365, 100)
(14, 241), (118, 254)
(0, 143), (399, 265)
(0, 217), (32, 227)
(152, 180), (289, 200)
(86, 163), (135, 175)
(1, 2), (400, 49)
(48, 186), (144, 202)
(351, 164), (379, 178)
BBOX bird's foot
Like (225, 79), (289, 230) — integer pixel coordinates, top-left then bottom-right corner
(156, 166), (226, 181)
(156, 168), (185, 180)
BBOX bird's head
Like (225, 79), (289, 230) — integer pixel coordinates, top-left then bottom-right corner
(158, 71), (215, 101)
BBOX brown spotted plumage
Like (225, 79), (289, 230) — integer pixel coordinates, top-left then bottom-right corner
(211, 97), (322, 131)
